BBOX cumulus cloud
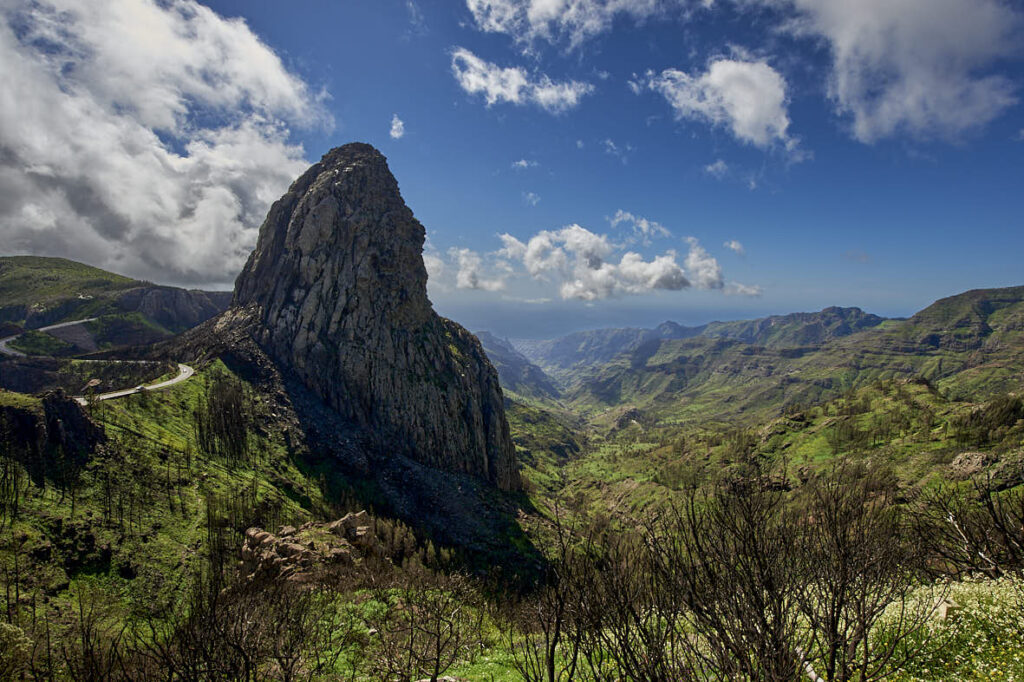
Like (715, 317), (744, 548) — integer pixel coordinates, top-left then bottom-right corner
(451, 47), (594, 113)
(423, 240), (446, 282)
(465, 0), (686, 50)
(449, 247), (507, 291)
(496, 224), (688, 300)
(704, 159), (729, 178)
(390, 114), (406, 139)
(723, 239), (745, 255)
(768, 0), (1021, 142)
(512, 158), (539, 169)
(523, 191), (541, 206)
(649, 58), (798, 151)
(683, 237), (724, 290)
(437, 225), (757, 302)
(610, 210), (671, 245)
(0, 0), (330, 287)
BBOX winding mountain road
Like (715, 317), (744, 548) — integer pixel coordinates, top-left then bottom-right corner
(0, 318), (195, 405)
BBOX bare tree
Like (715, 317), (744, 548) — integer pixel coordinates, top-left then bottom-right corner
(659, 477), (810, 681)
(796, 464), (943, 682)
(366, 567), (483, 682)
(915, 477), (1024, 576)
(573, 527), (693, 681)
(503, 509), (586, 682)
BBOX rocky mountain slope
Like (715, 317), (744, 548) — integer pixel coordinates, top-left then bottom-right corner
(515, 307), (886, 378)
(700, 306), (886, 347)
(0, 256), (231, 339)
(562, 287), (1024, 427)
(220, 143), (519, 492)
(476, 331), (561, 401)
(515, 321), (703, 376)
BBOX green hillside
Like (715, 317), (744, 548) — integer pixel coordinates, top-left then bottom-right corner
(0, 258), (231, 386)
(3, 283), (1024, 680)
(562, 286), (1024, 428)
(700, 305), (886, 347)
(0, 256), (136, 311)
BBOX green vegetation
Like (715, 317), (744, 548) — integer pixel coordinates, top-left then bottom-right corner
(0, 256), (136, 309)
(84, 312), (173, 349)
(2, 283), (1024, 679)
(0, 256), (229, 346)
(8, 330), (76, 356)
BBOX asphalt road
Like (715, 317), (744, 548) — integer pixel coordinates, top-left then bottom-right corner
(0, 318), (196, 405)
(0, 317), (98, 357)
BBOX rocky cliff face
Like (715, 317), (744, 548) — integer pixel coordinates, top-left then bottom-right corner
(231, 143), (519, 491)
(0, 390), (106, 485)
(115, 287), (232, 333)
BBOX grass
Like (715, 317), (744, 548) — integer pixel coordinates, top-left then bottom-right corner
(0, 391), (42, 410)
(0, 359), (338, 659)
(895, 576), (1024, 682)
(0, 256), (137, 309)
(8, 329), (76, 356)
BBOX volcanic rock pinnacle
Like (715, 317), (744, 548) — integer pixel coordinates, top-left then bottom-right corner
(233, 143), (520, 491)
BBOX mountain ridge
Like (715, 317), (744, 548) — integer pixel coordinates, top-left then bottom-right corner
(0, 255), (231, 337)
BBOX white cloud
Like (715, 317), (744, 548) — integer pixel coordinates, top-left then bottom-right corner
(0, 0), (330, 287)
(769, 0), (1021, 142)
(449, 247), (507, 291)
(523, 191), (541, 206)
(497, 233), (528, 261)
(443, 225), (756, 302)
(649, 58), (797, 150)
(497, 224), (688, 300)
(390, 114), (406, 139)
(603, 138), (633, 163)
(512, 158), (539, 168)
(423, 239), (446, 284)
(724, 281), (763, 296)
(465, 0), (684, 50)
(723, 239), (745, 255)
(610, 209), (671, 245)
(405, 0), (428, 35)
(683, 236), (723, 290)
(704, 159), (729, 178)
(451, 47), (594, 113)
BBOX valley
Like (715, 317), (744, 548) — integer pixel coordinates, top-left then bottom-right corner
(0, 146), (1021, 681)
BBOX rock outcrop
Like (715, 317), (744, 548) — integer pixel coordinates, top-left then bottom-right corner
(240, 511), (382, 583)
(0, 390), (105, 485)
(115, 287), (232, 333)
(230, 143), (519, 491)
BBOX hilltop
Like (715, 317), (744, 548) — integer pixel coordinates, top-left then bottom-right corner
(0, 256), (231, 347)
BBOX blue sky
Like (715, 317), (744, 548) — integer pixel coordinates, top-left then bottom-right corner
(1, 0), (1022, 338)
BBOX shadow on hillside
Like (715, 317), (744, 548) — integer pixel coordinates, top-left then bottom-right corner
(218, 350), (545, 586)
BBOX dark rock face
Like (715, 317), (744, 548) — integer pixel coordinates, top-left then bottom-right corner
(0, 390), (105, 485)
(115, 287), (232, 333)
(475, 331), (561, 400)
(232, 143), (519, 491)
